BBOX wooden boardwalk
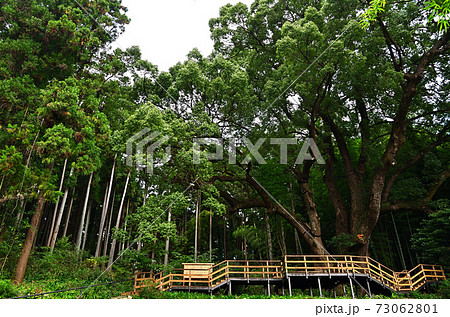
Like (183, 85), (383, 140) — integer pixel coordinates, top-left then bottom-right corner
(132, 255), (446, 297)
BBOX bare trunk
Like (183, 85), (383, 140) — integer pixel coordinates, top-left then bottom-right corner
(81, 199), (92, 252)
(391, 212), (406, 270)
(281, 221), (287, 256)
(223, 216), (227, 259)
(95, 154), (116, 257)
(108, 171), (131, 268)
(103, 188), (115, 257)
(194, 192), (200, 262)
(14, 193), (46, 284)
(209, 210), (212, 262)
(49, 166), (73, 251)
(163, 208), (172, 267)
(62, 187), (75, 237)
(121, 199), (130, 252)
(49, 187), (69, 251)
(76, 172), (93, 249)
(265, 213), (273, 261)
(46, 158), (67, 246)
(294, 230), (303, 255)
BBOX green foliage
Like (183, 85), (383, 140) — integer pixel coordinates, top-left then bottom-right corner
(411, 202), (450, 271)
(0, 279), (17, 299)
(360, 0), (386, 29)
(425, 0), (450, 31)
(360, 0), (449, 31)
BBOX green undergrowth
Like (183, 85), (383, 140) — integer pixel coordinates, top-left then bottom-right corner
(1, 237), (448, 299)
(135, 282), (450, 299)
(0, 238), (133, 299)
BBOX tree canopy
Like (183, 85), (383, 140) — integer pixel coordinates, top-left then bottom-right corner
(0, 0), (448, 297)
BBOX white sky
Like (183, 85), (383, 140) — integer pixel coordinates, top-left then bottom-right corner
(114, 0), (255, 71)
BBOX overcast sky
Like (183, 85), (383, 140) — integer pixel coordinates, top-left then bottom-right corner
(113, 0), (255, 71)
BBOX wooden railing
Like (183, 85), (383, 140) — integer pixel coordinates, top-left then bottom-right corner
(134, 255), (446, 294)
(284, 255), (445, 292)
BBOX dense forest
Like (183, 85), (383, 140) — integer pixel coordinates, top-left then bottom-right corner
(0, 0), (449, 299)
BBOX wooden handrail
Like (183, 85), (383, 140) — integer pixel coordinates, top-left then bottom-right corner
(133, 255), (446, 294)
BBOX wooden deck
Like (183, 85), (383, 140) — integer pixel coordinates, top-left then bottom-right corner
(132, 255), (446, 297)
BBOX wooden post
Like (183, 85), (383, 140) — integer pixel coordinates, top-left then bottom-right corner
(228, 281), (232, 296)
(288, 276), (292, 296)
(318, 277), (322, 297)
(349, 277), (355, 299)
(267, 280), (271, 297)
(366, 279), (372, 298)
(310, 284), (313, 297)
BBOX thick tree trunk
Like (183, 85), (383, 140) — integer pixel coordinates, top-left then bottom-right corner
(108, 171), (131, 268)
(14, 193), (46, 284)
(95, 154), (116, 257)
(76, 172), (93, 249)
(247, 172), (327, 255)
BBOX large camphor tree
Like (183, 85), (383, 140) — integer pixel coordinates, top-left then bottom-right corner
(192, 0), (449, 255)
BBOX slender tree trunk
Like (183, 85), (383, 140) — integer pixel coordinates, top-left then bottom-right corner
(194, 191), (200, 262)
(49, 187), (69, 251)
(265, 213), (273, 260)
(81, 199), (92, 252)
(121, 199), (129, 252)
(290, 182), (302, 255)
(391, 212), (406, 270)
(46, 158), (68, 246)
(76, 173), (93, 249)
(163, 208), (172, 267)
(223, 216), (227, 259)
(49, 167), (73, 251)
(0, 226), (5, 244)
(209, 210), (212, 262)
(294, 230), (303, 255)
(14, 193), (46, 284)
(95, 154), (116, 257)
(281, 221), (287, 256)
(62, 187), (75, 237)
(108, 171), (131, 267)
(103, 187), (115, 257)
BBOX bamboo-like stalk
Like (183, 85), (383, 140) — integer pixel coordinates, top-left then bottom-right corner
(46, 158), (67, 246)
(81, 199), (92, 252)
(49, 166), (74, 251)
(95, 154), (116, 257)
(76, 172), (93, 249)
(103, 187), (116, 257)
(163, 208), (172, 267)
(62, 187), (75, 237)
(108, 171), (131, 268)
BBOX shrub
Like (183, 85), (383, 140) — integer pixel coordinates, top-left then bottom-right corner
(0, 280), (18, 299)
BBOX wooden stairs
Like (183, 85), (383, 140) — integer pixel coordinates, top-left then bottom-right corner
(131, 255), (446, 296)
